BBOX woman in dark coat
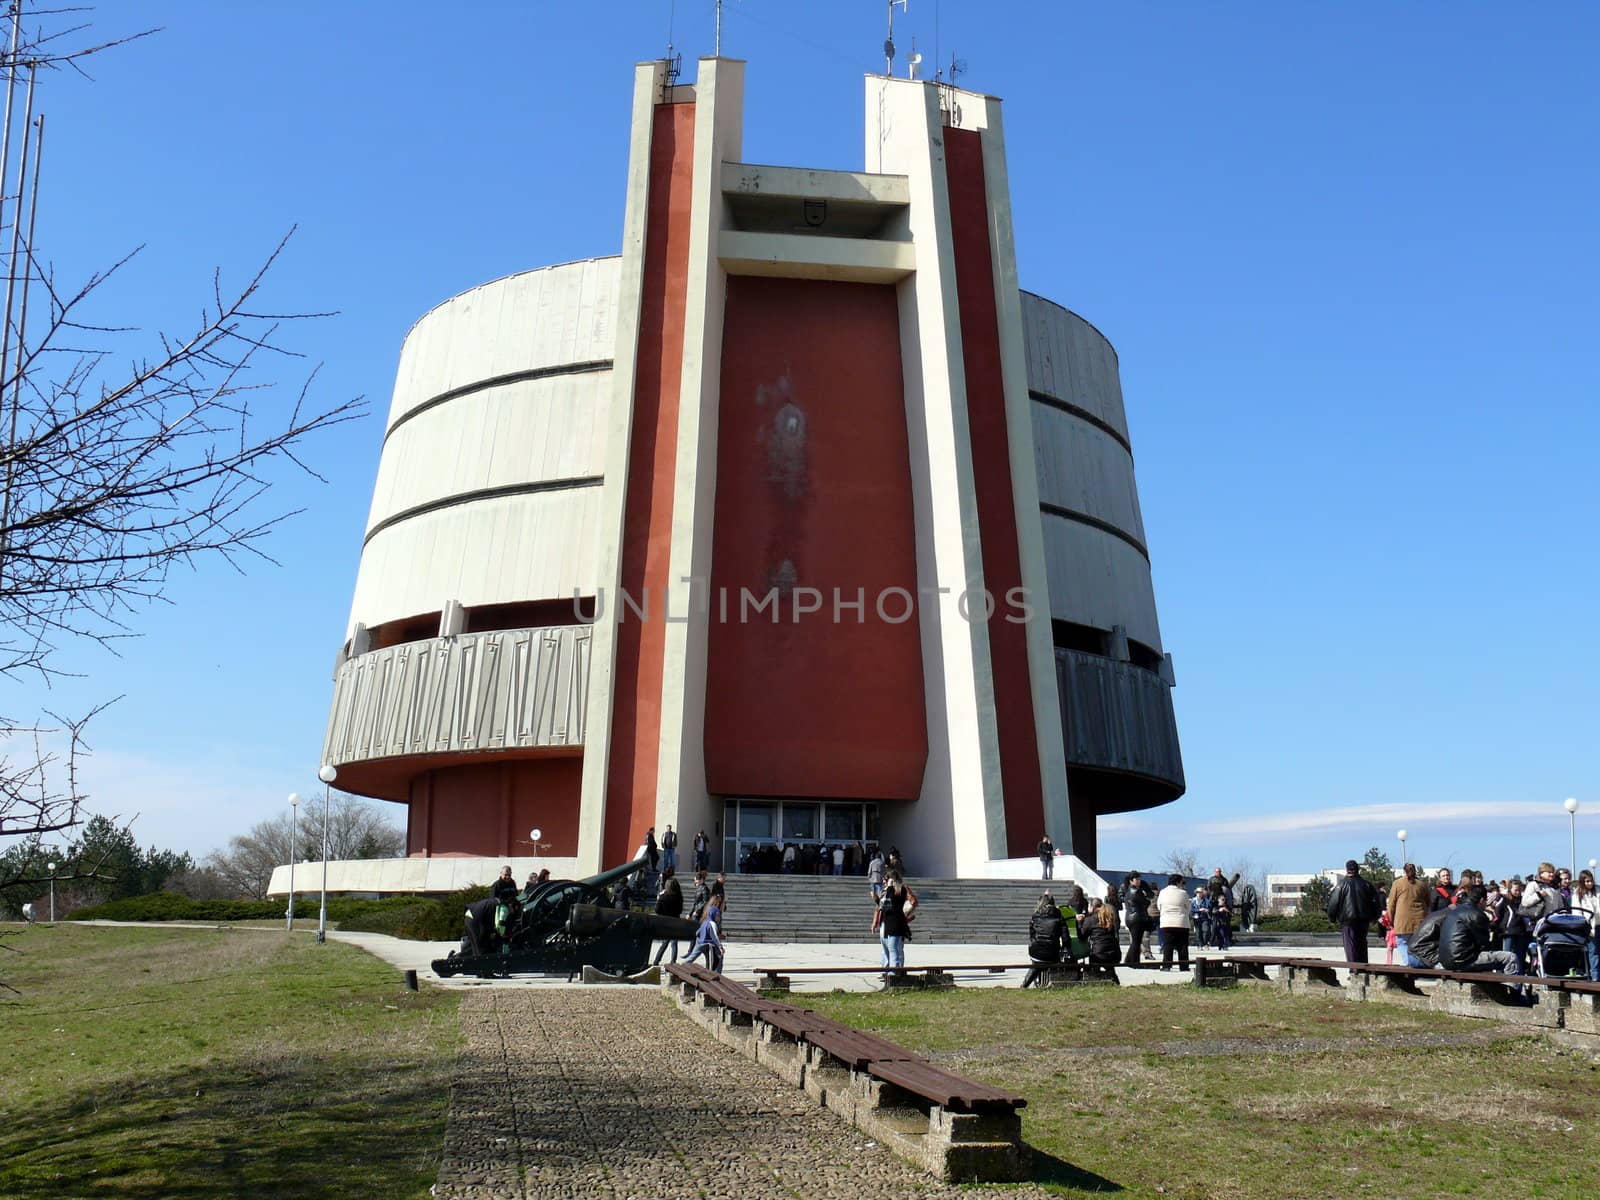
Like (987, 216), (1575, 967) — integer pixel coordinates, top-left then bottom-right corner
(1085, 904), (1120, 964)
(1021, 894), (1065, 987)
(652, 866), (685, 964)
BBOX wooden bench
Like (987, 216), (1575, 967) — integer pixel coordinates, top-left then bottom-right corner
(868, 1058), (1029, 1113)
(751, 961), (1115, 991)
(663, 965), (1028, 1181)
(1197, 953), (1600, 1032)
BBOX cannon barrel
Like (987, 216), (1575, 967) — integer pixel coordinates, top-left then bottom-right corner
(576, 855), (651, 890)
(567, 903), (698, 941)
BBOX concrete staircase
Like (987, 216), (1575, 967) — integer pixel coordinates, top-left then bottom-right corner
(715, 873), (1066, 944)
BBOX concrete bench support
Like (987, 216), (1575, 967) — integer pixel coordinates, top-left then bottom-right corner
(1277, 963), (1342, 994)
(1556, 991), (1600, 1034)
(1428, 978), (1562, 1028)
(1349, 971), (1429, 1006)
(665, 972), (1028, 1181)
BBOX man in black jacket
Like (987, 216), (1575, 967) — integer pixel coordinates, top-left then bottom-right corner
(1122, 871), (1155, 966)
(1439, 886), (1521, 975)
(1406, 906), (1448, 967)
(1325, 859), (1380, 963)
(1207, 867), (1240, 905)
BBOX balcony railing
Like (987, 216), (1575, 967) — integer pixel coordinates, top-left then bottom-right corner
(1055, 648), (1184, 789)
(323, 625), (590, 767)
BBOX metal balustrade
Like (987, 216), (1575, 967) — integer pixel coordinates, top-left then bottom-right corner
(323, 625), (591, 765)
(1055, 648), (1184, 788)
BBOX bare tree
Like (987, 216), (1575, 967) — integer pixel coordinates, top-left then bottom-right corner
(298, 792), (405, 863)
(1222, 855), (1269, 898)
(203, 795), (404, 900)
(202, 811), (295, 901)
(1160, 847), (1201, 878)
(0, 9), (362, 845)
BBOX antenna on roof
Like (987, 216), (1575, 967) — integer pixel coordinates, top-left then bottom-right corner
(936, 51), (966, 85)
(661, 48), (683, 102)
(714, 0), (723, 57)
(661, 0), (682, 101)
(907, 37), (923, 80)
(884, 0), (908, 75)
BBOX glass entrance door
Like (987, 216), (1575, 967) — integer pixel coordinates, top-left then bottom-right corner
(723, 798), (881, 874)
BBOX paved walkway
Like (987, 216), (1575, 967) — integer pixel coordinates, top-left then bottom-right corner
(331, 928), (1291, 991)
(434, 986), (1056, 1200)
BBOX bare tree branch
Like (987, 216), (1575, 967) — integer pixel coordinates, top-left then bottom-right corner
(0, 10), (367, 842)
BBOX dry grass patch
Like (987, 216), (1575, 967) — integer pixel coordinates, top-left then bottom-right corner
(801, 984), (1600, 1198)
(0, 922), (459, 1200)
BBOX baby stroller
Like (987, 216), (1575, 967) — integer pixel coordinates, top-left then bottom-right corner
(1531, 909), (1590, 978)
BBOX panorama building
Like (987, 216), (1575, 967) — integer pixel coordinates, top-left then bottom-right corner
(312, 57), (1184, 888)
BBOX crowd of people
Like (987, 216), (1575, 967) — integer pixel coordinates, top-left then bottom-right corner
(1329, 859), (1600, 982)
(737, 839), (894, 877)
(1111, 867), (1254, 972)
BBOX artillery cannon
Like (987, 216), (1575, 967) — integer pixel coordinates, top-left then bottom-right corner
(432, 856), (698, 979)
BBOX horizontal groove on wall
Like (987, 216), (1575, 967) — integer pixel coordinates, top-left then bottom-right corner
(1028, 388), (1133, 456)
(364, 477), (605, 547)
(385, 359), (614, 443)
(1039, 501), (1150, 562)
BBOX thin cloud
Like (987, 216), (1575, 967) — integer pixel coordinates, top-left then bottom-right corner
(1103, 799), (1562, 844)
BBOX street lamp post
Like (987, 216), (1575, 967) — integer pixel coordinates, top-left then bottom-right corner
(287, 792), (301, 931)
(47, 860), (57, 923)
(317, 765), (337, 944)
(1564, 798), (1580, 881)
(1397, 829), (1408, 870)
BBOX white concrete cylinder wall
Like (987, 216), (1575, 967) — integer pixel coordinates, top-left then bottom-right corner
(1031, 405), (1148, 544)
(347, 258), (622, 637)
(1019, 292), (1130, 440)
(1020, 291), (1164, 654)
(385, 258), (620, 428)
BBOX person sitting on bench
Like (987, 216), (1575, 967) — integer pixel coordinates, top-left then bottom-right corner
(1022, 893), (1066, 987)
(1085, 904), (1121, 965)
(1439, 885), (1521, 976)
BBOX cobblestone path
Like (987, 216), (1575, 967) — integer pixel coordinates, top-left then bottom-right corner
(434, 987), (1056, 1200)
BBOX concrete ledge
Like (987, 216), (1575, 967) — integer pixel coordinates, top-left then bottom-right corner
(1428, 978), (1561, 1027)
(1031, 963), (1117, 989)
(1276, 963), (1343, 994)
(1350, 971), (1429, 1007)
(580, 964), (661, 985)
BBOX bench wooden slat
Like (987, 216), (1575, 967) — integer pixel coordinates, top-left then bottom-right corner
(866, 1059), (1026, 1112)
(749, 963), (1035, 975)
(763, 1007), (837, 1038)
(807, 1025), (925, 1068)
(701, 979), (792, 1016)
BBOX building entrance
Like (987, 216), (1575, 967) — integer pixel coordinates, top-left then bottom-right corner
(722, 798), (880, 875)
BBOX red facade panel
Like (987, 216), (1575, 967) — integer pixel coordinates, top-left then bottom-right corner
(603, 101), (696, 866)
(944, 126), (1047, 853)
(703, 277), (927, 800)
(406, 756), (583, 858)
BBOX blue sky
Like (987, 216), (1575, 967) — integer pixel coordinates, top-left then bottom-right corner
(15, 2), (1598, 877)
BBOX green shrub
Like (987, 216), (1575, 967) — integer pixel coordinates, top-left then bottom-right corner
(1255, 913), (1337, 933)
(338, 886), (492, 941)
(71, 894), (283, 922)
(68, 893), (438, 925)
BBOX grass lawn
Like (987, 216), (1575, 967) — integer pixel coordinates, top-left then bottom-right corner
(0, 923), (459, 1199)
(800, 985), (1600, 1199)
